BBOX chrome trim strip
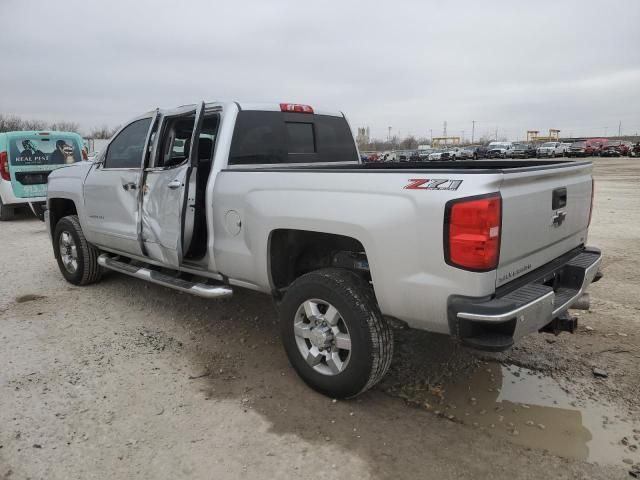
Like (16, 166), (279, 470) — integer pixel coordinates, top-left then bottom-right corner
(457, 291), (555, 322)
(457, 252), (602, 323)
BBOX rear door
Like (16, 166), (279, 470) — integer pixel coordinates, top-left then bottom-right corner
(83, 116), (155, 255)
(7, 132), (83, 198)
(140, 103), (204, 268)
(496, 162), (593, 287)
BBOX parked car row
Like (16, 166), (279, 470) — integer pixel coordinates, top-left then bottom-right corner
(362, 139), (640, 163)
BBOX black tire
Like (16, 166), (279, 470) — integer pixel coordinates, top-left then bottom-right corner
(279, 268), (393, 398)
(53, 215), (103, 285)
(0, 197), (15, 221)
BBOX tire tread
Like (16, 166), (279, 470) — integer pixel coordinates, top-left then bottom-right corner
(283, 268), (393, 398)
(56, 215), (103, 285)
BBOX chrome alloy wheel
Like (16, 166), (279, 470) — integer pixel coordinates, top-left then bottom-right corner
(293, 299), (352, 376)
(58, 231), (78, 274)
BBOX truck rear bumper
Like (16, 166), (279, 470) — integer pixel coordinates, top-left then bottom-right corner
(448, 247), (602, 351)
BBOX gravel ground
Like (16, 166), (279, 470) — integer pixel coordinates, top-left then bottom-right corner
(1, 156), (638, 479)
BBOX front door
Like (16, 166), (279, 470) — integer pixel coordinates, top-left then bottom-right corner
(141, 103), (204, 268)
(83, 116), (155, 255)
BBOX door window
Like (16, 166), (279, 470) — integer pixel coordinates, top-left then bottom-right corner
(157, 116), (196, 168)
(104, 118), (152, 169)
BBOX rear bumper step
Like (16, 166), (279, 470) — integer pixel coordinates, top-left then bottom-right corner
(449, 247), (602, 352)
(98, 254), (233, 299)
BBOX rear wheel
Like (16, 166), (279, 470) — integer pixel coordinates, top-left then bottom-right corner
(53, 215), (103, 285)
(0, 197), (15, 221)
(280, 268), (393, 398)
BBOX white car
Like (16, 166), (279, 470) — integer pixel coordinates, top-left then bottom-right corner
(427, 149), (449, 160)
(537, 142), (565, 158)
(446, 147), (466, 160)
(487, 142), (513, 159)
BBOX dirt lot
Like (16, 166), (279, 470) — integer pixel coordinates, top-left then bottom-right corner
(1, 157), (638, 479)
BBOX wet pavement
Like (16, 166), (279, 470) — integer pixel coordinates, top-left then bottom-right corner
(419, 362), (640, 466)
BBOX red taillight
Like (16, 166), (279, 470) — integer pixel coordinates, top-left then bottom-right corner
(82, 148), (88, 161)
(588, 178), (595, 226)
(280, 103), (314, 114)
(445, 193), (502, 271)
(0, 151), (10, 181)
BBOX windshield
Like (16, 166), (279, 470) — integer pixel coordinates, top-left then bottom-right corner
(9, 134), (83, 166)
(541, 142), (557, 147)
(512, 144), (527, 149)
(572, 141), (586, 147)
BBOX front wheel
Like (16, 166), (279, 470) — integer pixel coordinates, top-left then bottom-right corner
(279, 268), (393, 398)
(53, 215), (103, 285)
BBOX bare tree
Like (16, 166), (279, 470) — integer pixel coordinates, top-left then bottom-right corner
(399, 135), (418, 150)
(88, 124), (119, 139)
(0, 114), (25, 132)
(22, 119), (48, 131)
(49, 121), (80, 133)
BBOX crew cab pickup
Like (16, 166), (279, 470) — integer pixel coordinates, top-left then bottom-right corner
(46, 101), (602, 398)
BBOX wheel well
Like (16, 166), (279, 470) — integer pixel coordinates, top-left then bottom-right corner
(269, 229), (369, 294)
(48, 198), (77, 232)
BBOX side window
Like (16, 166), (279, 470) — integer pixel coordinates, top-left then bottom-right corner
(104, 118), (152, 169)
(157, 116), (195, 168)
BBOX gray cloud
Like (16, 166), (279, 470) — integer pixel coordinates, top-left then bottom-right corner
(1, 0), (638, 140)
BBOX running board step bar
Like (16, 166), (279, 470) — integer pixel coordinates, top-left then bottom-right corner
(98, 254), (233, 299)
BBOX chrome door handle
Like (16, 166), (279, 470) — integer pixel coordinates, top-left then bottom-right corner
(168, 180), (182, 190)
(122, 182), (137, 191)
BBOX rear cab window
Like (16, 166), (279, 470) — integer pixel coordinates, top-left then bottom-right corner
(9, 133), (83, 167)
(7, 132), (84, 197)
(228, 111), (357, 165)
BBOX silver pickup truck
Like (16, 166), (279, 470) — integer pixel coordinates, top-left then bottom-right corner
(46, 101), (602, 398)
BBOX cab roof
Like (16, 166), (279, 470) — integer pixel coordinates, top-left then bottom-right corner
(152, 101), (344, 118)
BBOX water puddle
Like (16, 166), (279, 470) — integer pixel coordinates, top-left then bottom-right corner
(422, 363), (639, 466)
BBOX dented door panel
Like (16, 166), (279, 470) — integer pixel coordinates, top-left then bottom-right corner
(141, 166), (190, 266)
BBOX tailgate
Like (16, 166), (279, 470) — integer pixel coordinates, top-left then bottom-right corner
(497, 162), (593, 287)
(10, 164), (54, 198)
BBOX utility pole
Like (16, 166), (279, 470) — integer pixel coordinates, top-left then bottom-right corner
(618, 120), (621, 137)
(430, 129), (433, 145)
(443, 121), (447, 137)
(495, 127), (498, 141)
(387, 126), (392, 144)
(471, 120), (475, 144)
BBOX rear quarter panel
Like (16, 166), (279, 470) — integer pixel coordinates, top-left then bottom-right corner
(212, 169), (503, 333)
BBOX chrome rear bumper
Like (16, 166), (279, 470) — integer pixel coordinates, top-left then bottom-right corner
(449, 247), (602, 351)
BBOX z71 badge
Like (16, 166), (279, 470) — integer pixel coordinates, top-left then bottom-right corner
(403, 179), (463, 191)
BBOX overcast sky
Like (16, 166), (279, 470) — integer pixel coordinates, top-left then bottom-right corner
(1, 0), (639, 141)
